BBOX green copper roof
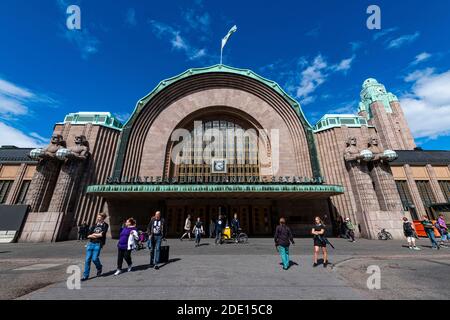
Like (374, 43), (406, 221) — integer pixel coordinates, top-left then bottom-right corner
(61, 112), (123, 130)
(358, 78), (399, 119)
(113, 64), (323, 179)
(124, 64), (313, 129)
(313, 114), (373, 132)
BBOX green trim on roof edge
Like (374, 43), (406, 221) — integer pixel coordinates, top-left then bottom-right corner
(112, 64), (322, 179)
(123, 64), (312, 130)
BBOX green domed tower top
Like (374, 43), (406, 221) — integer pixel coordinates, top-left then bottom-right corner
(358, 78), (398, 119)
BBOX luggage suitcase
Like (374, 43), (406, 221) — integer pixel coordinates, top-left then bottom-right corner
(159, 245), (170, 263)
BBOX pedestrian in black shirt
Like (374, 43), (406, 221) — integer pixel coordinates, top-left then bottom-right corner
(312, 216), (329, 268)
(82, 213), (109, 281)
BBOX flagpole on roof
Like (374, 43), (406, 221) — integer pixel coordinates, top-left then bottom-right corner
(220, 25), (237, 65)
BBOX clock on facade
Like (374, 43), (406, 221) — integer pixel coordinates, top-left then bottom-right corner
(211, 159), (227, 174)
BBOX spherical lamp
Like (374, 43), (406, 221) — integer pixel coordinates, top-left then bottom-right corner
(360, 149), (374, 162)
(383, 149), (398, 162)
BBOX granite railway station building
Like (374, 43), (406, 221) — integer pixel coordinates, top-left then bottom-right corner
(0, 65), (449, 243)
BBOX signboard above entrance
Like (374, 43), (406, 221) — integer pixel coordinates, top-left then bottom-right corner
(106, 175), (326, 185)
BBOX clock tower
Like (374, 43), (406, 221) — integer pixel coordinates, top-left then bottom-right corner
(358, 78), (416, 150)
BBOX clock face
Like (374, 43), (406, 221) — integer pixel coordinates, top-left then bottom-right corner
(212, 159), (227, 173)
(215, 161), (224, 171)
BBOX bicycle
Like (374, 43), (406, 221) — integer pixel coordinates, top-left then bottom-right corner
(223, 227), (249, 244)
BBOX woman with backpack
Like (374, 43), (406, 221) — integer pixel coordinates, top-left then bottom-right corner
(402, 217), (420, 250)
(312, 216), (329, 268)
(114, 218), (139, 276)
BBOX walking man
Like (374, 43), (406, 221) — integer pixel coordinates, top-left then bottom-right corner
(274, 217), (295, 270)
(421, 215), (440, 250)
(193, 217), (204, 247)
(180, 214), (192, 241)
(147, 211), (166, 269)
(231, 213), (240, 243)
(82, 213), (109, 281)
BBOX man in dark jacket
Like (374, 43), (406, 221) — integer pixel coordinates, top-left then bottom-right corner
(147, 211), (167, 269)
(274, 217), (295, 270)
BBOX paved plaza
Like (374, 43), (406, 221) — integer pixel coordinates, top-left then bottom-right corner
(0, 237), (450, 300)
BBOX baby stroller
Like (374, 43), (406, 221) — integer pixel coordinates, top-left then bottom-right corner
(136, 231), (149, 250)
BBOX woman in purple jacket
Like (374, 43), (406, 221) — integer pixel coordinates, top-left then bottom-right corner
(114, 218), (139, 276)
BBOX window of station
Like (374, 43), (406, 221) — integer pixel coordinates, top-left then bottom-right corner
(172, 119), (260, 179)
(339, 118), (356, 125)
(395, 180), (418, 219)
(439, 180), (450, 202)
(327, 118), (337, 125)
(416, 180), (437, 216)
(15, 180), (31, 204)
(0, 180), (13, 204)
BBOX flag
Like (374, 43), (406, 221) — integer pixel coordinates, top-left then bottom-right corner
(221, 25), (237, 50)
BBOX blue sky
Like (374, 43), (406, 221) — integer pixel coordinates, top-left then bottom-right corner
(1, 0), (450, 150)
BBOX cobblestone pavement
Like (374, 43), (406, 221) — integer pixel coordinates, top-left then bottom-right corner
(1, 237), (449, 300)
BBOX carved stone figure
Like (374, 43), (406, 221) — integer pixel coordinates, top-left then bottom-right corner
(30, 134), (65, 161)
(344, 137), (362, 162)
(368, 137), (383, 161)
(368, 137), (398, 162)
(67, 135), (90, 161)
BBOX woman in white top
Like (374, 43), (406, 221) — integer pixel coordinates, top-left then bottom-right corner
(180, 215), (192, 241)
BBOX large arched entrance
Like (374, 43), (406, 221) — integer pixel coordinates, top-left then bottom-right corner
(88, 65), (343, 238)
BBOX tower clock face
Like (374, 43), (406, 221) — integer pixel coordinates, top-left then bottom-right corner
(212, 159), (227, 173)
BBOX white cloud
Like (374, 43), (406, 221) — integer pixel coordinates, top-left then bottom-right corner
(387, 32), (420, 49)
(331, 55), (355, 73)
(0, 122), (46, 148)
(149, 20), (210, 61)
(0, 76), (57, 147)
(400, 68), (450, 139)
(0, 77), (35, 118)
(411, 52), (432, 65)
(294, 54), (355, 104)
(404, 68), (435, 82)
(373, 27), (398, 41)
(296, 55), (327, 103)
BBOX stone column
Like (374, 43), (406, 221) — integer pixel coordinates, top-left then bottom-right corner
(25, 160), (61, 212)
(404, 164), (426, 216)
(370, 162), (403, 211)
(47, 160), (87, 241)
(347, 162), (380, 213)
(426, 164), (447, 203)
